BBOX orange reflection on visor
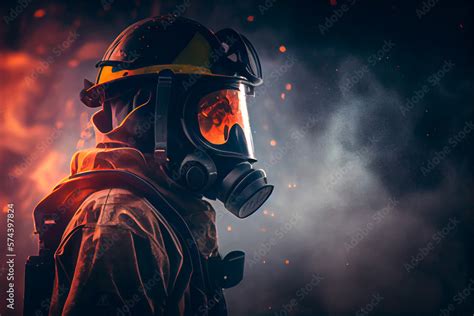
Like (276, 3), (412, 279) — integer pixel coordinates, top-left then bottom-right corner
(197, 88), (251, 145)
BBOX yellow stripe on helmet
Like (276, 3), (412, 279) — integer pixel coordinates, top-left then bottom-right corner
(96, 64), (213, 85)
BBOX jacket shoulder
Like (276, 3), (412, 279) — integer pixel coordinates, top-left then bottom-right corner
(64, 187), (182, 248)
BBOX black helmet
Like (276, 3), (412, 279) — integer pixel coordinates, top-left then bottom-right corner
(80, 15), (272, 218)
(81, 15), (262, 107)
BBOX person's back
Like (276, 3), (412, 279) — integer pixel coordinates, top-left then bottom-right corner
(48, 147), (222, 315)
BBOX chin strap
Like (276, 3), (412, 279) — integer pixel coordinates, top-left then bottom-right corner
(154, 71), (174, 163)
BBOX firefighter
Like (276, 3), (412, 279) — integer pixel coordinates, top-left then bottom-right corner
(25, 15), (272, 316)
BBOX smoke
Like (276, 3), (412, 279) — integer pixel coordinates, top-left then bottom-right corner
(216, 45), (473, 315)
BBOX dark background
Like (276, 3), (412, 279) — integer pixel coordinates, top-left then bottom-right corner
(1, 0), (473, 315)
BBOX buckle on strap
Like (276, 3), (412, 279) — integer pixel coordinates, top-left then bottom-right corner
(208, 250), (245, 289)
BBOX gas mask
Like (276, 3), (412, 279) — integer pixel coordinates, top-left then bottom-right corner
(80, 16), (273, 218)
(148, 70), (273, 218)
(178, 75), (273, 218)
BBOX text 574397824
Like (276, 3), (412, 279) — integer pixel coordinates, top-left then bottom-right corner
(6, 203), (16, 310)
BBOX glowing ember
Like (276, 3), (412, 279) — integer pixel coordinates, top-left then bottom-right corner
(280, 92), (286, 100)
(284, 259), (290, 265)
(68, 59), (79, 68)
(4, 53), (31, 68)
(285, 83), (292, 91)
(2, 205), (10, 214)
(279, 45), (287, 53)
(270, 139), (277, 147)
(227, 225), (232, 232)
(247, 15), (255, 22)
(34, 9), (46, 18)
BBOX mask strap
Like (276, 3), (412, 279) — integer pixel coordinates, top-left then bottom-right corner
(154, 71), (173, 162)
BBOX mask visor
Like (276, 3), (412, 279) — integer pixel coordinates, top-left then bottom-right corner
(197, 85), (255, 158)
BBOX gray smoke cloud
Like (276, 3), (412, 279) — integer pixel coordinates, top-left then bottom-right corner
(212, 42), (472, 315)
